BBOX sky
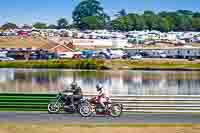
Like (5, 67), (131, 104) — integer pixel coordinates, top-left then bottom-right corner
(0, 0), (200, 25)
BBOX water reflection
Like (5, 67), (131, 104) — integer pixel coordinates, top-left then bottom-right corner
(0, 68), (200, 95)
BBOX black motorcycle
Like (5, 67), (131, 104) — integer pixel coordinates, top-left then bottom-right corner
(48, 91), (88, 114)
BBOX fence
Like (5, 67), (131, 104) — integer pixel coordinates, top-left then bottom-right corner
(0, 93), (200, 113)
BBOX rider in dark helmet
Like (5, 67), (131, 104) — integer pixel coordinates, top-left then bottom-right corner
(71, 82), (83, 106)
(70, 82), (78, 90)
(63, 82), (83, 107)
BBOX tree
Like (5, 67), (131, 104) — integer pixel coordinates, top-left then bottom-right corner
(21, 24), (32, 29)
(193, 12), (200, 18)
(174, 15), (192, 31)
(142, 11), (160, 30)
(192, 18), (200, 31)
(57, 18), (68, 29)
(111, 13), (146, 31)
(67, 24), (76, 29)
(126, 13), (145, 31)
(157, 18), (171, 32)
(110, 10), (200, 32)
(135, 15), (146, 30)
(72, 0), (109, 29)
(115, 9), (127, 17)
(48, 24), (57, 29)
(111, 16), (130, 31)
(163, 16), (175, 31)
(1, 22), (18, 30)
(158, 11), (169, 17)
(82, 16), (105, 30)
(33, 22), (48, 29)
(144, 10), (156, 16)
(177, 10), (193, 16)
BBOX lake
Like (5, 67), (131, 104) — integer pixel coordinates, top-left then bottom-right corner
(0, 68), (200, 95)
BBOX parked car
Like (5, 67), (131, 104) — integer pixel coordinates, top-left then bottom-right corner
(137, 52), (150, 58)
(159, 53), (167, 58)
(0, 57), (15, 61)
(157, 51), (167, 58)
(96, 54), (107, 59)
(58, 52), (74, 59)
(130, 54), (142, 60)
(188, 56), (196, 61)
(122, 53), (131, 59)
(29, 53), (38, 60)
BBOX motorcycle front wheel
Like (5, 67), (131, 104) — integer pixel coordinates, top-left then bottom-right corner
(48, 102), (61, 114)
(79, 105), (93, 117)
(110, 104), (123, 117)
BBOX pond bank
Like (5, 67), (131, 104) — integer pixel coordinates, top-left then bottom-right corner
(0, 59), (200, 70)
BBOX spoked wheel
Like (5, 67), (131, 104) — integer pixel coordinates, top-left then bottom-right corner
(79, 105), (92, 117)
(48, 102), (60, 114)
(110, 104), (123, 117)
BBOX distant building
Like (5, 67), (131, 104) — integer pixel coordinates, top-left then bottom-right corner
(72, 39), (129, 49)
(125, 47), (200, 58)
(17, 30), (29, 36)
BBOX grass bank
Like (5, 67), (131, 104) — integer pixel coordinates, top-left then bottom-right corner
(0, 59), (200, 70)
(0, 59), (108, 70)
(106, 59), (200, 70)
(0, 123), (199, 133)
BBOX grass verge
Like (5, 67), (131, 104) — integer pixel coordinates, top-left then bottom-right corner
(0, 59), (108, 70)
(0, 59), (200, 70)
(106, 59), (200, 70)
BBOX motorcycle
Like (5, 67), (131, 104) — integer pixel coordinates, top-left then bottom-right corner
(79, 97), (123, 117)
(48, 91), (88, 114)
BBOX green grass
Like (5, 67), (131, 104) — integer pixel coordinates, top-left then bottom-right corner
(106, 59), (200, 70)
(0, 59), (200, 70)
(0, 59), (108, 70)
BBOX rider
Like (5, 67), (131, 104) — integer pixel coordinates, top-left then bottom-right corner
(72, 82), (83, 104)
(96, 83), (111, 111)
(63, 82), (83, 107)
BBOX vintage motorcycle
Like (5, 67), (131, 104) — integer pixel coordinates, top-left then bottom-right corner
(79, 97), (123, 117)
(48, 91), (88, 114)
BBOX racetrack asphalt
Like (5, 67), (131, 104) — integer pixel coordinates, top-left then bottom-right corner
(0, 112), (200, 124)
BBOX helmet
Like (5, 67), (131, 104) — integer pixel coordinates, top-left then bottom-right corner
(96, 83), (103, 91)
(70, 82), (78, 89)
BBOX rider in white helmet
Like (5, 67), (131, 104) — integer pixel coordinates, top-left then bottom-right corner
(96, 83), (111, 110)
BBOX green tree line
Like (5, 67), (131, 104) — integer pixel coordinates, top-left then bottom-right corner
(1, 0), (200, 32)
(111, 10), (200, 32)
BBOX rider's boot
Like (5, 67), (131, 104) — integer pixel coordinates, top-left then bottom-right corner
(104, 106), (107, 112)
(102, 104), (107, 112)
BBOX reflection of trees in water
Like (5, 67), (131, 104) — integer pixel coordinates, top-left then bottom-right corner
(2, 69), (200, 95)
(0, 69), (14, 82)
(121, 72), (136, 95)
(123, 71), (168, 95)
(14, 71), (63, 84)
(176, 79), (200, 95)
(72, 71), (113, 94)
(1, 70), (65, 93)
(76, 71), (98, 85)
(74, 71), (112, 85)
(165, 71), (200, 80)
